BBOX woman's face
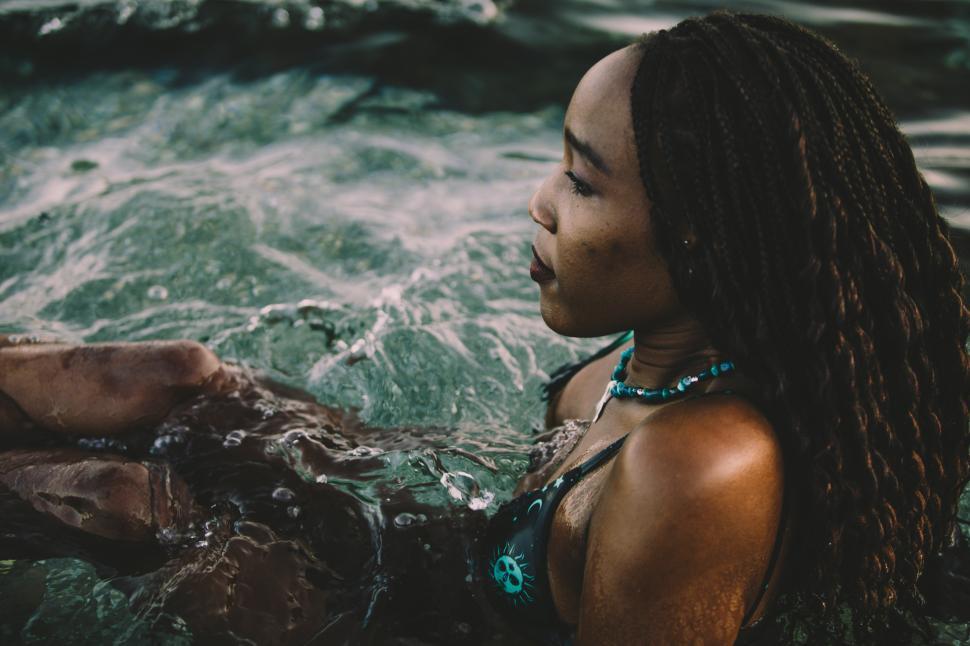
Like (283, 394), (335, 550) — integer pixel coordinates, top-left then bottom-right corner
(529, 45), (687, 338)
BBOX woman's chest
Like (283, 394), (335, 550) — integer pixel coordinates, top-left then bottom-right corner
(544, 461), (614, 625)
(515, 408), (658, 623)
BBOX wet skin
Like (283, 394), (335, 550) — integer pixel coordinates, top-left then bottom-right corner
(0, 45), (790, 646)
(0, 335), (788, 644)
(0, 338), (520, 645)
(526, 44), (790, 644)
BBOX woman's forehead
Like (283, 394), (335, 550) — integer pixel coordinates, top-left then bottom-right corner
(564, 45), (641, 175)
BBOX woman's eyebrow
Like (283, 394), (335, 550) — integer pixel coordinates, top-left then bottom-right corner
(565, 127), (611, 176)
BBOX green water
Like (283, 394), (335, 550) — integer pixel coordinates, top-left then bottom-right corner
(1, 0), (970, 643)
(0, 69), (603, 644)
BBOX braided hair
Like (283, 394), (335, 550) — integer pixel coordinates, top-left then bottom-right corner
(628, 11), (970, 644)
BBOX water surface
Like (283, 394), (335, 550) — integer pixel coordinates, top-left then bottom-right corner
(1, 1), (969, 643)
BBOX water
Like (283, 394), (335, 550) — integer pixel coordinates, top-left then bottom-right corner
(1, 0), (969, 644)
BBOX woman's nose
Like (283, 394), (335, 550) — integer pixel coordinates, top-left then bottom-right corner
(528, 181), (556, 233)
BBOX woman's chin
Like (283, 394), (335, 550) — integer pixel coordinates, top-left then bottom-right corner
(538, 296), (566, 335)
(538, 297), (585, 337)
(539, 294), (630, 338)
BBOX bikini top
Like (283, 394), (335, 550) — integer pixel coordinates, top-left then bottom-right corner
(481, 389), (788, 644)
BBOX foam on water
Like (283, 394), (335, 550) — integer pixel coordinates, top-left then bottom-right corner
(1, 1), (969, 643)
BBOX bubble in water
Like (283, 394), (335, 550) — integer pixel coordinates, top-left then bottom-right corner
(150, 433), (184, 456)
(254, 401), (277, 419)
(147, 285), (169, 300)
(272, 487), (296, 503)
(315, 474), (329, 484)
(468, 490), (495, 511)
(201, 519), (221, 543)
(393, 512), (427, 528)
(77, 437), (126, 452)
(287, 505), (301, 519)
(271, 7), (290, 28)
(439, 471), (493, 509)
(117, 1), (136, 24)
(347, 338), (367, 362)
(259, 303), (297, 323)
(156, 527), (181, 545)
(440, 471), (476, 501)
(281, 429), (307, 447)
(39, 17), (64, 36)
(462, 0), (498, 21)
(348, 445), (383, 457)
(223, 429), (247, 448)
(305, 6), (325, 30)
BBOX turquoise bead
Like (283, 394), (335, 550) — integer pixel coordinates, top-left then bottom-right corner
(605, 349), (737, 405)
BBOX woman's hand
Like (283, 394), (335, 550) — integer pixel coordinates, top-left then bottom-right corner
(0, 339), (233, 436)
(0, 339), (226, 552)
(0, 339), (329, 643)
(0, 448), (199, 542)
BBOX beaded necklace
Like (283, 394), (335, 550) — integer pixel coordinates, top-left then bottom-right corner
(592, 347), (736, 423)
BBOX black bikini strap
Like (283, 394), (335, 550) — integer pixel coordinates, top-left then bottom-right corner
(541, 331), (634, 403)
(575, 434), (629, 478)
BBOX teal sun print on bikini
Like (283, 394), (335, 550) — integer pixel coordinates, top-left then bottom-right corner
(489, 542), (536, 605)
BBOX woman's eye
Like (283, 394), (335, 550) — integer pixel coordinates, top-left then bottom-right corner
(564, 171), (593, 197)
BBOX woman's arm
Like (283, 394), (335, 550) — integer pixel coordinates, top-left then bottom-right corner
(0, 448), (199, 542)
(0, 340), (232, 436)
(575, 396), (785, 645)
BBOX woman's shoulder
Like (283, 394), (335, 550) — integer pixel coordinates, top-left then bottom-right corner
(581, 392), (788, 642)
(529, 384), (789, 636)
(619, 391), (782, 493)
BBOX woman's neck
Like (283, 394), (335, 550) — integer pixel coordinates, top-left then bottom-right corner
(624, 317), (726, 389)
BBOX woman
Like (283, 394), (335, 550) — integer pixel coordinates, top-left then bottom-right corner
(1, 10), (968, 645)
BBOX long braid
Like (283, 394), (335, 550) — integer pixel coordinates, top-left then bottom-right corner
(629, 11), (970, 644)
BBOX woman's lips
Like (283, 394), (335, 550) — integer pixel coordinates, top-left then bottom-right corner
(530, 245), (556, 283)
